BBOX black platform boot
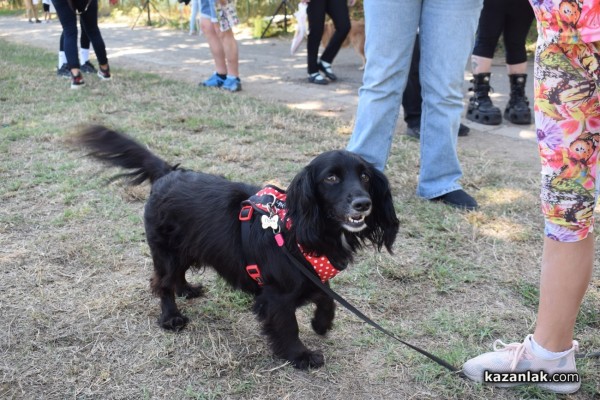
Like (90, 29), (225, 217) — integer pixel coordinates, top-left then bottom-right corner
(504, 74), (532, 125)
(466, 73), (502, 126)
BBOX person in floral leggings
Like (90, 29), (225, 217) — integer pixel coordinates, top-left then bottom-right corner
(463, 1), (600, 394)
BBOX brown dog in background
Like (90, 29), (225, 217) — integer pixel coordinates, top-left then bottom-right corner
(322, 20), (366, 70)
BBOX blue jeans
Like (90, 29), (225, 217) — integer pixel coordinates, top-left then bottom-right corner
(347, 0), (483, 199)
(189, 0), (200, 33)
(200, 0), (217, 22)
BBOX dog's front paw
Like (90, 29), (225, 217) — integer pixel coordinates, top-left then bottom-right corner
(290, 350), (324, 369)
(311, 317), (333, 336)
(159, 313), (189, 331)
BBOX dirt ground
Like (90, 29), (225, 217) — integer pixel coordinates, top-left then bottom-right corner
(0, 15), (540, 171)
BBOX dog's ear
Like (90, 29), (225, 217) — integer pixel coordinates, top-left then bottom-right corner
(285, 166), (324, 250)
(361, 167), (399, 253)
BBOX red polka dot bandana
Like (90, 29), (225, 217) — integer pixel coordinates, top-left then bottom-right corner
(300, 246), (340, 282)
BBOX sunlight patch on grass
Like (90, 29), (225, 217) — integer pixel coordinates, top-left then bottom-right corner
(477, 216), (532, 241)
(479, 187), (535, 205)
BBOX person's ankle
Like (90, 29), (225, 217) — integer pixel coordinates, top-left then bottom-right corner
(530, 336), (572, 360)
(532, 333), (575, 353)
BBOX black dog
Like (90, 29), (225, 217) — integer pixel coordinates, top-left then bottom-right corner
(76, 125), (399, 369)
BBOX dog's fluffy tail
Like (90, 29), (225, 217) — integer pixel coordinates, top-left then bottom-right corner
(76, 125), (175, 185)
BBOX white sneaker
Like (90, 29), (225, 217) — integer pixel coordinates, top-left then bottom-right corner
(463, 334), (580, 394)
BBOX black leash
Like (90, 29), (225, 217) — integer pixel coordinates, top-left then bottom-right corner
(277, 241), (464, 376)
(238, 193), (462, 375)
(255, 215), (600, 372)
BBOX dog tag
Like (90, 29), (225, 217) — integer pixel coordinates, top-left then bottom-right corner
(274, 233), (284, 247)
(261, 214), (279, 230)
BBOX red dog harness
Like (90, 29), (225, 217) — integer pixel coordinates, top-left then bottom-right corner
(239, 185), (340, 285)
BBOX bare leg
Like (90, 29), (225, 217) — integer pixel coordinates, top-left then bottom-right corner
(26, 0), (40, 21)
(471, 56), (528, 75)
(507, 61), (528, 75)
(25, 0), (34, 21)
(533, 235), (594, 351)
(201, 18), (227, 75)
(471, 55), (493, 74)
(219, 27), (239, 77)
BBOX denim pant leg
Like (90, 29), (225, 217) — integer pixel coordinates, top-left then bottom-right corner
(417, 0), (482, 198)
(190, 0), (200, 32)
(346, 0), (420, 171)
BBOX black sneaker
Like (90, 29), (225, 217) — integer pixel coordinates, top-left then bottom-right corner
(406, 123), (470, 139)
(97, 65), (112, 81)
(431, 189), (478, 211)
(71, 71), (85, 89)
(406, 125), (420, 139)
(80, 61), (97, 74)
(56, 63), (70, 78)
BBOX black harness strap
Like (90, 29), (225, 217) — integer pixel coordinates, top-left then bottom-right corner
(239, 204), (263, 285)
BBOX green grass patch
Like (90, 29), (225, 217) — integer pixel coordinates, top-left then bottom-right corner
(1, 34), (598, 400)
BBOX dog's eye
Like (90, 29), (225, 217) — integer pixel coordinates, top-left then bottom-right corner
(360, 173), (370, 183)
(324, 174), (340, 184)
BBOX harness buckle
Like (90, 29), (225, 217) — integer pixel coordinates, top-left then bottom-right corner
(246, 264), (263, 285)
(239, 205), (254, 221)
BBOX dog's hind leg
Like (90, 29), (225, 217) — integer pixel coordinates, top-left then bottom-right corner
(150, 252), (189, 331)
(174, 267), (204, 299)
(356, 45), (366, 70)
(254, 291), (325, 369)
(311, 289), (335, 336)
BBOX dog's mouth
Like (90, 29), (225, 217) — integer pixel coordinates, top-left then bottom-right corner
(342, 213), (368, 232)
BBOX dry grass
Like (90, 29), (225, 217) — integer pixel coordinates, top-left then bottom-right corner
(1, 38), (599, 400)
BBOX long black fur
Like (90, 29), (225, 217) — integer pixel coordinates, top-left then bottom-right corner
(77, 125), (399, 369)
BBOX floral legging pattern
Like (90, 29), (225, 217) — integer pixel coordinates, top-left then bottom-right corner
(535, 39), (600, 242)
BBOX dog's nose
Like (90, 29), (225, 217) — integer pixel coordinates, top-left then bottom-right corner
(351, 197), (372, 212)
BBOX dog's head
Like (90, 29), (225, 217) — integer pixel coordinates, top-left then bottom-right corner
(286, 150), (399, 255)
